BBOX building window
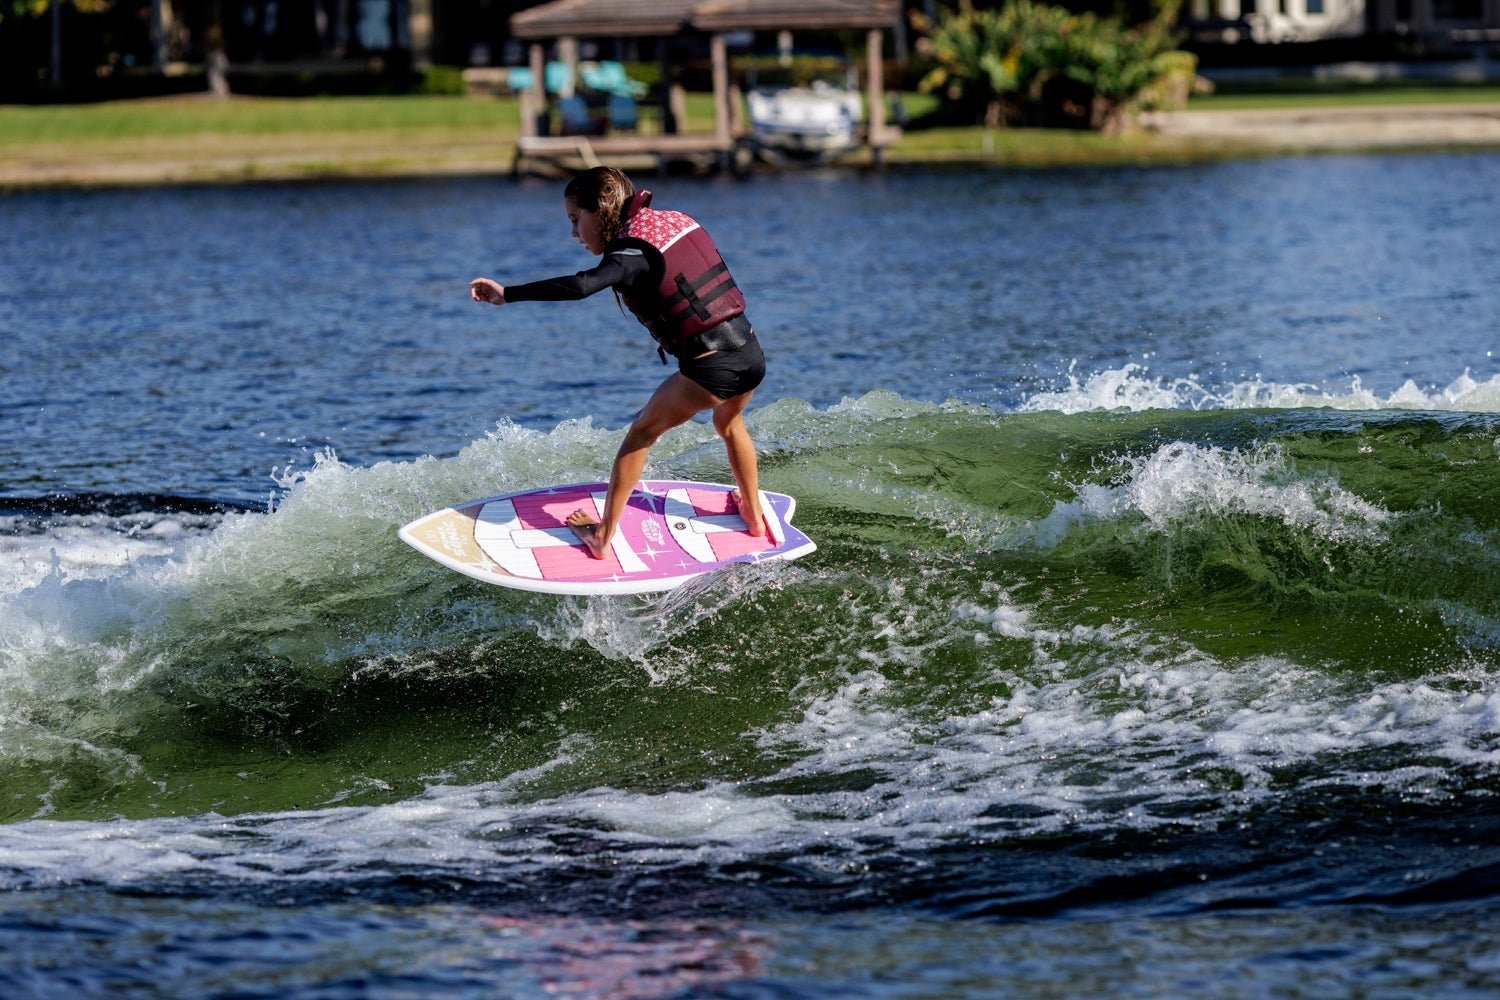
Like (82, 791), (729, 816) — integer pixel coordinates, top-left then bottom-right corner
(1306, 0), (1324, 14)
(1242, 0), (1258, 14)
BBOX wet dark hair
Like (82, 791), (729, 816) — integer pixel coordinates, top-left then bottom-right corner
(563, 166), (634, 245)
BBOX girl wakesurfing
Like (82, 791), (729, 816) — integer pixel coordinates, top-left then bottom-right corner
(469, 166), (767, 559)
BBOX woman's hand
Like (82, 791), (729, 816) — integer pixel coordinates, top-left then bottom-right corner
(469, 278), (506, 305)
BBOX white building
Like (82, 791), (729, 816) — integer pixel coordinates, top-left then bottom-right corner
(1188, 0), (1500, 43)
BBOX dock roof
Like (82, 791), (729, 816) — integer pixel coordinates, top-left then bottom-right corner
(511, 0), (899, 38)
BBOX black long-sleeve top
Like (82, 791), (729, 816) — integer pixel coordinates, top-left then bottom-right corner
(503, 247), (653, 303)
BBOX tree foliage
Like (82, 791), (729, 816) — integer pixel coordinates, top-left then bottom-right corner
(2, 0), (114, 22)
(914, 1), (1194, 131)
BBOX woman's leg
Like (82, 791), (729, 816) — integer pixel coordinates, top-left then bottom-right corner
(711, 390), (764, 536)
(568, 372), (718, 559)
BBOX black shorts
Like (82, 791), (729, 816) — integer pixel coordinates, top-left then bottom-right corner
(678, 334), (766, 400)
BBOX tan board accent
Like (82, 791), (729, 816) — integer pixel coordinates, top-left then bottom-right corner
(408, 506), (486, 569)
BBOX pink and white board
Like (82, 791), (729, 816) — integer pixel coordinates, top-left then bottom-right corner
(398, 480), (816, 595)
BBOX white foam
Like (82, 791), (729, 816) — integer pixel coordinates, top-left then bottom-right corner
(581, 787), (794, 842)
(0, 415), (737, 764)
(1020, 363), (1213, 413)
(1083, 441), (1387, 536)
(1021, 364), (1500, 414)
(0, 773), (800, 890)
(0, 512), (215, 596)
(749, 591), (1500, 843)
(2, 599), (1498, 892)
(946, 440), (1395, 554)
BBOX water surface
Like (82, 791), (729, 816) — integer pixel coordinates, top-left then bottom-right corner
(3, 154), (1500, 998)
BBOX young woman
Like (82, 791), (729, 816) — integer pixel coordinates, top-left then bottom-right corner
(469, 166), (767, 559)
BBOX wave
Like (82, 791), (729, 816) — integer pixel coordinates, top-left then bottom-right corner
(1019, 364), (1500, 414)
(1, 390), (1497, 844)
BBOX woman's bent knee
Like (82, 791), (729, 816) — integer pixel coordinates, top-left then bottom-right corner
(621, 423), (662, 452)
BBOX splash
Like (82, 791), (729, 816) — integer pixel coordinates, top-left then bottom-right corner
(1021, 364), (1500, 414)
(1031, 441), (1393, 549)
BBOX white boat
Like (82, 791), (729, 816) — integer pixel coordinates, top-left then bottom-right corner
(746, 66), (862, 158)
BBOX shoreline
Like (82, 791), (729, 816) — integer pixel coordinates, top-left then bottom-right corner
(2, 100), (1498, 189)
(1139, 100), (1500, 152)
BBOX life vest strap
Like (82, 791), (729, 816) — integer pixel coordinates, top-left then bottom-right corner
(669, 262), (736, 322)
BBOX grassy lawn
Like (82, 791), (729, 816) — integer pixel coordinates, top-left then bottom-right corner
(1, 81), (1496, 185)
(887, 124), (1246, 167)
(0, 94), (524, 142)
(876, 81), (1500, 166)
(0, 94), (530, 185)
(1189, 78), (1500, 109)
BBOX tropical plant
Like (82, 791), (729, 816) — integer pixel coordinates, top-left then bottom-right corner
(914, 1), (1063, 127)
(914, 1), (1193, 131)
(3, 0), (114, 18)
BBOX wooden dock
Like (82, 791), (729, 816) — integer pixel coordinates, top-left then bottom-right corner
(514, 132), (740, 177)
(508, 0), (902, 177)
(513, 126), (904, 176)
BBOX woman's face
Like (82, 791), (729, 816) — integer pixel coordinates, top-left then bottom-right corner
(566, 196), (605, 255)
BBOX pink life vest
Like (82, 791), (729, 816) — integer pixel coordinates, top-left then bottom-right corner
(617, 190), (746, 354)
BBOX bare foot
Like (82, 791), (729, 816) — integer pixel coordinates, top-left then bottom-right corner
(566, 509), (609, 560)
(731, 490), (766, 538)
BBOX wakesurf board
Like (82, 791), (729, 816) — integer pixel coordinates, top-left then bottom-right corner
(398, 480), (815, 595)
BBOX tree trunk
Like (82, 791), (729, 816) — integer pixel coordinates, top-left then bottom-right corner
(152, 0), (171, 72)
(206, 0), (230, 97)
(1092, 94), (1124, 133)
(50, 0), (64, 86)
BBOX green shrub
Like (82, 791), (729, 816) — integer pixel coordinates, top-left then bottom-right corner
(416, 64), (467, 96)
(619, 61), (660, 90)
(914, 1), (1192, 131)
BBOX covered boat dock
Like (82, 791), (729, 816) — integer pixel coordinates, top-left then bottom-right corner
(509, 0), (901, 175)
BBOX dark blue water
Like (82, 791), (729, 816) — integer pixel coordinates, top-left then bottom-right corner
(3, 154), (1500, 998)
(5, 156), (1496, 505)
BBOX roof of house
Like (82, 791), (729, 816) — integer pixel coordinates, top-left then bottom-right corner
(691, 0), (899, 31)
(510, 0), (899, 39)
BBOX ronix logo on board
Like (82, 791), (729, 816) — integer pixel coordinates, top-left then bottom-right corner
(435, 519), (467, 558)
